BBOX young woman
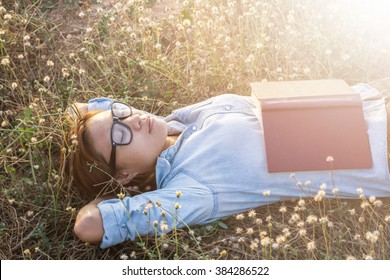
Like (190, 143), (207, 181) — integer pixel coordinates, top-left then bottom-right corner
(66, 81), (390, 249)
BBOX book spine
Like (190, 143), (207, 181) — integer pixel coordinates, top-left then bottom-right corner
(259, 94), (363, 111)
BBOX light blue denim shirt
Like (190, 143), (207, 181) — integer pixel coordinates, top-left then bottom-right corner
(88, 84), (390, 248)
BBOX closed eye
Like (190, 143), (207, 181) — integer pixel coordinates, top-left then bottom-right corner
(112, 123), (132, 144)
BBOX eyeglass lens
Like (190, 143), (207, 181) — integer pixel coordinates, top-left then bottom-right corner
(112, 102), (132, 117)
(111, 103), (133, 145)
(112, 123), (132, 144)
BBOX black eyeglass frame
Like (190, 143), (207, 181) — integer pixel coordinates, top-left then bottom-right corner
(109, 101), (133, 173)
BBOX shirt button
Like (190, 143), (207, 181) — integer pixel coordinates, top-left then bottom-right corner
(225, 105), (231, 111)
(192, 125), (197, 131)
(166, 155), (171, 160)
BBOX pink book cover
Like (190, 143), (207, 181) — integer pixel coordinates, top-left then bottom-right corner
(250, 79), (372, 172)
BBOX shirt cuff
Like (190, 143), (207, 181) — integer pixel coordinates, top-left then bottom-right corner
(97, 198), (129, 249)
(88, 97), (113, 111)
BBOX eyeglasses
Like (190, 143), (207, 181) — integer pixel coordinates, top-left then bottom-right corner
(109, 101), (133, 173)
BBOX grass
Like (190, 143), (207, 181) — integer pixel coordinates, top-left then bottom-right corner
(1, 0), (390, 260)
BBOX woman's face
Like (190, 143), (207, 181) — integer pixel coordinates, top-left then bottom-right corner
(86, 108), (169, 177)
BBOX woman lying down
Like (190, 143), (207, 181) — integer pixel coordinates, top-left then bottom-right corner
(65, 80), (390, 249)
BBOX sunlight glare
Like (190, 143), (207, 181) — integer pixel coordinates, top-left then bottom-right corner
(339, 0), (390, 31)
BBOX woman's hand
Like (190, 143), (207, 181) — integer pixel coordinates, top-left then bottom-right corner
(74, 103), (88, 115)
(66, 103), (88, 120)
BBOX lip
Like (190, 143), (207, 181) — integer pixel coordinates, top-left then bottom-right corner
(147, 117), (154, 133)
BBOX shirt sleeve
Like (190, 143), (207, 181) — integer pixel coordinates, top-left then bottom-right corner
(88, 97), (113, 111)
(96, 186), (215, 249)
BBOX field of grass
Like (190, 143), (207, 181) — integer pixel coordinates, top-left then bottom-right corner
(1, 0), (390, 260)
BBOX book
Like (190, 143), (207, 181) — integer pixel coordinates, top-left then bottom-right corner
(250, 79), (372, 172)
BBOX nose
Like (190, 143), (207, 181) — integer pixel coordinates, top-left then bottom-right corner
(120, 114), (144, 131)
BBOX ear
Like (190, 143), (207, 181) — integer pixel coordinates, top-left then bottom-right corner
(115, 172), (136, 185)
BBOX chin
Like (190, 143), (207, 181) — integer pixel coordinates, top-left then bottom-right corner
(155, 118), (168, 134)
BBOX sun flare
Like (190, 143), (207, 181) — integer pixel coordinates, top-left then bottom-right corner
(338, 0), (390, 33)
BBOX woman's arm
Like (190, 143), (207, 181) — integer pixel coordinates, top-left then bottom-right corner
(95, 184), (215, 248)
(74, 197), (106, 244)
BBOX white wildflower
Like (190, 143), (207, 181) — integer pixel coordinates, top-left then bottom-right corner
(314, 190), (326, 201)
(332, 188), (339, 195)
(306, 215), (318, 224)
(235, 213), (245, 220)
(1, 57), (10, 65)
(373, 200), (383, 207)
(289, 213), (300, 224)
(250, 241), (259, 251)
(297, 221), (305, 228)
(276, 235), (286, 244)
(365, 231), (380, 244)
(262, 190), (271, 197)
(279, 206), (287, 213)
(354, 234), (361, 241)
(360, 201), (370, 209)
(282, 228), (291, 237)
(260, 237), (270, 247)
(120, 253), (128, 260)
(255, 218), (262, 225)
(307, 241), (316, 251)
(248, 209), (256, 218)
(298, 199), (305, 207)
(298, 229), (307, 237)
(319, 216), (329, 224)
(160, 221), (168, 232)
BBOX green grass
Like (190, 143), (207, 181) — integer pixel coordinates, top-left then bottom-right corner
(1, 0), (390, 260)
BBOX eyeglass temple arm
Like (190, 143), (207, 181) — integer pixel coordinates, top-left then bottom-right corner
(109, 142), (117, 174)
